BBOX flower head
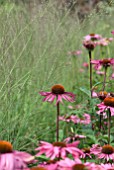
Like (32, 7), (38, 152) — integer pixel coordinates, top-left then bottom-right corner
(97, 37), (113, 46)
(91, 144), (114, 161)
(83, 40), (96, 51)
(97, 97), (114, 116)
(84, 33), (102, 41)
(64, 134), (86, 143)
(39, 84), (75, 105)
(35, 141), (83, 160)
(58, 158), (96, 170)
(59, 114), (80, 124)
(0, 140), (34, 170)
(92, 91), (109, 101)
(91, 58), (114, 69)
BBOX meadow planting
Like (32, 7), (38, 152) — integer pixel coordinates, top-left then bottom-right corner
(0, 1), (114, 169)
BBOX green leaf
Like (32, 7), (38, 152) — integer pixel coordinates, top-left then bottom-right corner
(79, 87), (91, 97)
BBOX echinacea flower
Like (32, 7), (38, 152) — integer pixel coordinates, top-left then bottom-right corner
(81, 148), (92, 159)
(84, 33), (102, 41)
(58, 158), (96, 170)
(38, 160), (60, 170)
(97, 37), (113, 46)
(91, 144), (114, 161)
(0, 140), (34, 170)
(101, 163), (114, 170)
(64, 134), (86, 143)
(79, 113), (91, 125)
(92, 91), (109, 101)
(35, 141), (83, 160)
(59, 114), (80, 124)
(39, 84), (75, 105)
(83, 40), (96, 51)
(97, 97), (114, 116)
(91, 58), (114, 70)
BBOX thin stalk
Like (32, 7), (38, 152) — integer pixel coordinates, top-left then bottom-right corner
(89, 51), (92, 98)
(108, 109), (111, 144)
(102, 67), (107, 91)
(99, 113), (103, 132)
(56, 102), (60, 142)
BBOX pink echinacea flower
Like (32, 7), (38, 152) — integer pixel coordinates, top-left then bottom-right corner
(58, 158), (97, 170)
(0, 140), (34, 170)
(91, 144), (114, 161)
(39, 84), (75, 105)
(84, 33), (102, 41)
(91, 58), (114, 70)
(97, 97), (114, 116)
(64, 134), (86, 143)
(35, 141), (83, 160)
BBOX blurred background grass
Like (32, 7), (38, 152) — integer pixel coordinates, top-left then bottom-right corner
(0, 0), (114, 152)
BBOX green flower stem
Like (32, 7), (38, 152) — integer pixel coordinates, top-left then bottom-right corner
(102, 67), (107, 91)
(89, 51), (93, 98)
(56, 102), (60, 141)
(108, 109), (111, 144)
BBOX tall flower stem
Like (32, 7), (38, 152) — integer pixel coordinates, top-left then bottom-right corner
(99, 113), (103, 132)
(108, 109), (111, 144)
(102, 67), (107, 91)
(56, 102), (60, 142)
(89, 51), (92, 98)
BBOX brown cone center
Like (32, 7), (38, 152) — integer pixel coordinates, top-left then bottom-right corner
(104, 97), (114, 107)
(30, 167), (47, 170)
(101, 59), (111, 67)
(51, 84), (65, 94)
(72, 164), (86, 170)
(52, 142), (66, 147)
(0, 140), (13, 153)
(102, 145), (114, 154)
(83, 148), (90, 154)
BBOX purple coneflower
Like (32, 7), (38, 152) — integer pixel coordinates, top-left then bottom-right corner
(39, 84), (75, 105)
(58, 157), (96, 170)
(91, 58), (114, 91)
(35, 141), (83, 160)
(39, 84), (75, 142)
(0, 140), (34, 170)
(97, 97), (114, 143)
(97, 37), (113, 46)
(59, 114), (80, 124)
(64, 134), (86, 143)
(97, 97), (114, 116)
(84, 33), (102, 41)
(79, 113), (91, 125)
(81, 148), (92, 160)
(91, 144), (114, 162)
(91, 58), (114, 70)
